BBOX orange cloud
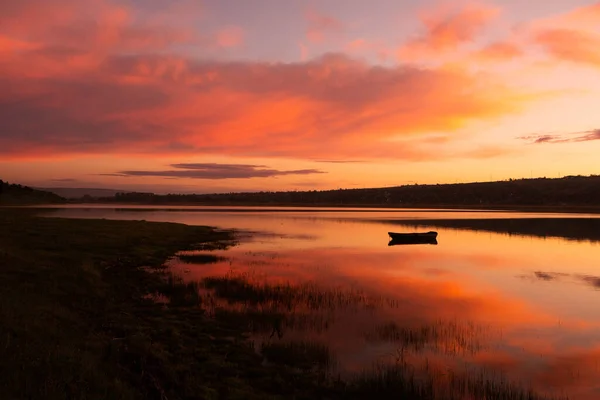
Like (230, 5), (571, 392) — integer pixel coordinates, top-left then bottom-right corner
(475, 41), (522, 61)
(557, 2), (600, 27)
(0, 0), (536, 161)
(0, 50), (530, 160)
(535, 29), (600, 67)
(530, 2), (600, 68)
(400, 3), (500, 58)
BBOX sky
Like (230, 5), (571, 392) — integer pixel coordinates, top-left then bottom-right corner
(1, 0), (599, 193)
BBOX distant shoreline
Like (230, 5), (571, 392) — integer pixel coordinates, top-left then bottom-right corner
(15, 202), (600, 214)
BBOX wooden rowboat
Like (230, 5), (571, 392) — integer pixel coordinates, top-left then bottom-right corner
(388, 231), (438, 246)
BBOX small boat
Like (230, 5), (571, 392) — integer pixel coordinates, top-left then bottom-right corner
(388, 231), (438, 246)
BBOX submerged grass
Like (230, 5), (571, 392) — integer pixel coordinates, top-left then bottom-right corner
(200, 273), (567, 400)
(343, 363), (569, 400)
(203, 273), (372, 311)
(365, 320), (486, 356)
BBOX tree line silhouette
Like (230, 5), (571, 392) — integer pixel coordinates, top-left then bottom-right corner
(96, 175), (600, 207)
(0, 180), (65, 204)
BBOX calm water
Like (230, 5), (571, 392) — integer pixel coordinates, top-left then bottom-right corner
(42, 206), (600, 399)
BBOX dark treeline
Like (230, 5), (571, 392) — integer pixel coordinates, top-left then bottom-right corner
(94, 175), (600, 207)
(0, 180), (66, 205)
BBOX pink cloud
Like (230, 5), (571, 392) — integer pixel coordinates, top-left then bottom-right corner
(298, 42), (309, 61)
(305, 10), (344, 43)
(215, 26), (244, 48)
(400, 3), (500, 58)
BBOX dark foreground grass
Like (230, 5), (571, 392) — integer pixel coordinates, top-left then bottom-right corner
(261, 341), (333, 370)
(0, 209), (337, 399)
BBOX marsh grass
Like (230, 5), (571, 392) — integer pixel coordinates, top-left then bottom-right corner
(344, 362), (569, 400)
(202, 273), (372, 310)
(200, 274), (486, 355)
(366, 320), (486, 356)
(158, 274), (203, 307)
(197, 273), (565, 400)
(261, 341), (333, 370)
(177, 252), (227, 264)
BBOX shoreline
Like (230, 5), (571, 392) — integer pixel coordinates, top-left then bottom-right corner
(10, 202), (600, 215)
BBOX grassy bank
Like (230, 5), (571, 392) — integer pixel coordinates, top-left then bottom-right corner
(0, 209), (335, 399)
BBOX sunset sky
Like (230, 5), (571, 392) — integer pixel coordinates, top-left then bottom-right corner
(1, 0), (599, 193)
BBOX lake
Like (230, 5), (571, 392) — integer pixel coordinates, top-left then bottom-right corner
(41, 206), (600, 399)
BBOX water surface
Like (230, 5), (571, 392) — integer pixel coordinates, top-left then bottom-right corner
(42, 206), (600, 399)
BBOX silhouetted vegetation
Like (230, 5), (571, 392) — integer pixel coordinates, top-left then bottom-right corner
(177, 252), (226, 264)
(0, 179), (66, 204)
(87, 175), (600, 209)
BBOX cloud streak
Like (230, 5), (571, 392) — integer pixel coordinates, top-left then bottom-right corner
(111, 163), (325, 180)
(520, 129), (600, 144)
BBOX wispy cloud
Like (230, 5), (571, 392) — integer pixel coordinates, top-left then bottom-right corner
(519, 129), (600, 144)
(400, 3), (500, 58)
(305, 9), (343, 43)
(109, 163), (325, 180)
(314, 160), (366, 164)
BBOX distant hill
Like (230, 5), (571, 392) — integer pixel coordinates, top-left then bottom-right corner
(0, 180), (66, 205)
(92, 175), (600, 208)
(38, 187), (121, 200)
